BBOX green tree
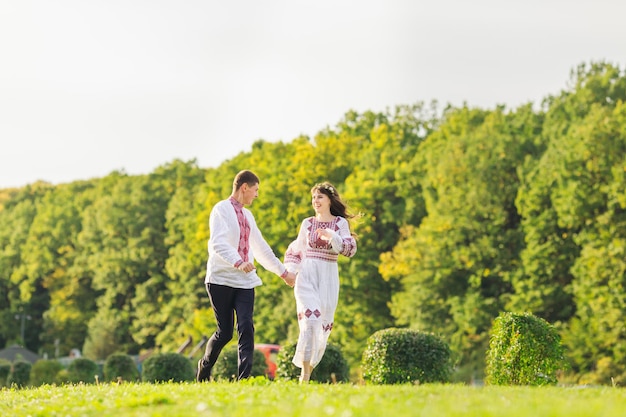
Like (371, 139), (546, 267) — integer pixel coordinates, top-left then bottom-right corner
(77, 172), (171, 358)
(512, 62), (626, 381)
(19, 181), (98, 357)
(382, 105), (538, 379)
(336, 105), (433, 367)
(0, 182), (52, 349)
(154, 160), (208, 351)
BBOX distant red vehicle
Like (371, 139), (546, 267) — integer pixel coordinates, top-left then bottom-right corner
(255, 343), (280, 380)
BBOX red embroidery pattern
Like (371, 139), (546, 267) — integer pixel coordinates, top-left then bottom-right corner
(307, 218), (337, 250)
(230, 199), (250, 262)
(302, 217), (356, 261)
(323, 323), (333, 332)
(340, 237), (356, 257)
(298, 308), (321, 320)
(285, 249), (302, 264)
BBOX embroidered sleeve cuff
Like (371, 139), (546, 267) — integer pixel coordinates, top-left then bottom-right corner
(280, 269), (288, 279)
(234, 260), (243, 268)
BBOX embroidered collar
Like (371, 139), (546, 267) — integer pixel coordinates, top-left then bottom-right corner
(229, 196), (243, 209)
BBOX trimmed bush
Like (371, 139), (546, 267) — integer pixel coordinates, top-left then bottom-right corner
(361, 328), (453, 384)
(62, 358), (100, 384)
(0, 359), (11, 387)
(30, 360), (64, 386)
(275, 341), (349, 383)
(104, 353), (140, 382)
(485, 312), (566, 386)
(212, 344), (268, 381)
(7, 360), (32, 388)
(142, 353), (194, 383)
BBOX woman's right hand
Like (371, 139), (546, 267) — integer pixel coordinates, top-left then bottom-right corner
(283, 271), (296, 287)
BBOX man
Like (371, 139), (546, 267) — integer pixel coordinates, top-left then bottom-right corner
(197, 170), (296, 382)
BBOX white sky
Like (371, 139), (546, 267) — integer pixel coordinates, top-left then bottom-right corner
(1, 0), (625, 189)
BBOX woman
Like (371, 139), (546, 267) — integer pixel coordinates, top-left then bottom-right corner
(284, 182), (357, 383)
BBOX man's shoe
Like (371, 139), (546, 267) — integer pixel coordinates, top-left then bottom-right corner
(197, 358), (211, 382)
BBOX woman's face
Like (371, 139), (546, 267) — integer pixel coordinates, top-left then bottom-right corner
(311, 190), (331, 214)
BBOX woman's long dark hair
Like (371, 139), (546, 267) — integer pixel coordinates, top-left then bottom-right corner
(311, 182), (356, 220)
(311, 182), (360, 239)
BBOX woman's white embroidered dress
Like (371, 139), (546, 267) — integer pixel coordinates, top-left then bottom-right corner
(284, 216), (357, 368)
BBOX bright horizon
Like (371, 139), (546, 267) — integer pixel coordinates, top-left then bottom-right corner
(1, 0), (625, 189)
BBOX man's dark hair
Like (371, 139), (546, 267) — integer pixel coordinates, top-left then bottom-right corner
(233, 170), (259, 191)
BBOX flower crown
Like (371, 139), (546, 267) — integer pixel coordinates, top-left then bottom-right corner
(323, 185), (335, 195)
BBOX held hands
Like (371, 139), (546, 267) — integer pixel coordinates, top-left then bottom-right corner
(282, 271), (296, 288)
(238, 261), (294, 287)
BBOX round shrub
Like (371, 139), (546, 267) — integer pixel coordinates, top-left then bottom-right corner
(7, 360), (32, 388)
(30, 360), (64, 386)
(0, 359), (11, 387)
(63, 358), (100, 384)
(104, 353), (140, 382)
(142, 353), (195, 383)
(361, 328), (452, 384)
(275, 341), (349, 383)
(485, 312), (566, 386)
(55, 369), (70, 384)
(212, 345), (268, 381)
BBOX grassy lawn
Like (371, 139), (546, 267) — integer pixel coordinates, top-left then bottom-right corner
(2, 379), (625, 417)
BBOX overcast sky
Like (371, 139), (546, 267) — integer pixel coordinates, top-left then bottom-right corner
(1, 0), (625, 189)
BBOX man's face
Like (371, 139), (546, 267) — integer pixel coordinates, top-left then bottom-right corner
(241, 183), (259, 205)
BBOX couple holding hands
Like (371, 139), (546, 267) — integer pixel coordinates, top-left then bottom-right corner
(196, 170), (357, 384)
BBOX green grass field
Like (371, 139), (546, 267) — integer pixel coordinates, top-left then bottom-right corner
(2, 379), (625, 417)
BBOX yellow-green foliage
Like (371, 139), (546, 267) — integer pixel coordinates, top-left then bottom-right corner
(30, 360), (64, 386)
(141, 353), (194, 383)
(212, 345), (268, 381)
(7, 360), (31, 388)
(0, 359), (11, 387)
(103, 353), (140, 383)
(485, 312), (566, 386)
(361, 328), (453, 384)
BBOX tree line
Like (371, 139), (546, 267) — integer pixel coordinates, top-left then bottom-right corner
(1, 61), (625, 383)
